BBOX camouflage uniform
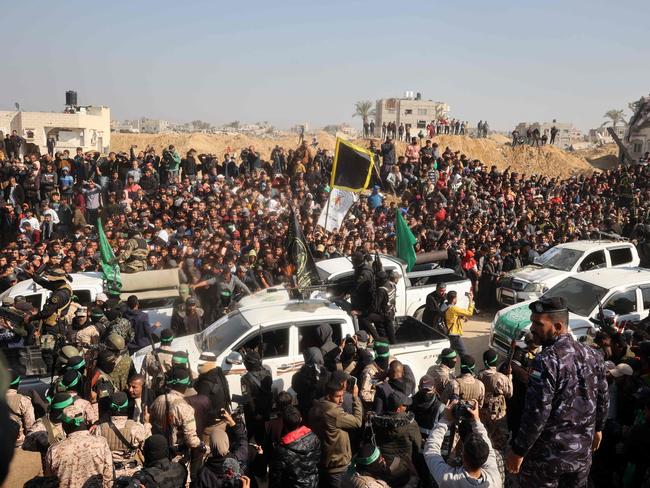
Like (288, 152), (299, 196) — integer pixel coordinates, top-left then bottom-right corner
(477, 367), (513, 451)
(71, 393), (99, 426)
(143, 344), (176, 390)
(73, 324), (100, 350)
(426, 364), (455, 402)
(118, 236), (149, 273)
(512, 334), (608, 487)
(443, 372), (485, 407)
(95, 415), (151, 478)
(109, 353), (134, 391)
(149, 389), (202, 452)
(6, 388), (35, 446)
(107, 317), (135, 345)
(23, 415), (66, 470)
(45, 405), (113, 488)
(359, 362), (382, 406)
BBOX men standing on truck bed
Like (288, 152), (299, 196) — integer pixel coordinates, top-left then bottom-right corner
(115, 228), (149, 273)
(350, 251), (377, 339)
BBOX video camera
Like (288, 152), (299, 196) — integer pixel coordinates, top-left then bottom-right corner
(452, 400), (474, 421)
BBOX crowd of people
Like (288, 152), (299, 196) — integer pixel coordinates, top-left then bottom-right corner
(1, 131), (650, 487)
(510, 125), (560, 147)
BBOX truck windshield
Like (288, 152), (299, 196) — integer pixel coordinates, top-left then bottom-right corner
(536, 247), (584, 272)
(543, 277), (607, 317)
(197, 312), (252, 357)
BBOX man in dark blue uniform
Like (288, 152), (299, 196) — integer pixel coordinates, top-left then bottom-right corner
(505, 296), (608, 487)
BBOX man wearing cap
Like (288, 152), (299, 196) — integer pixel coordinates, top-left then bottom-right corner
(477, 349), (513, 451)
(422, 282), (448, 331)
(6, 371), (35, 447)
(410, 375), (446, 441)
(150, 366), (203, 456)
(443, 355), (485, 409)
(143, 328), (177, 392)
(426, 348), (458, 403)
(23, 392), (71, 471)
(45, 403), (113, 488)
(95, 391), (151, 478)
(505, 296), (609, 487)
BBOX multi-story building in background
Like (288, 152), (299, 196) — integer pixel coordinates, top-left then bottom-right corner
(1, 93), (110, 155)
(375, 92), (449, 135)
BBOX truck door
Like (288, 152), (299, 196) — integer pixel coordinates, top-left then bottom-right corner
(600, 288), (641, 326)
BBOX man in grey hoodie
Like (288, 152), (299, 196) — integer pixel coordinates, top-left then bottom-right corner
(423, 400), (501, 487)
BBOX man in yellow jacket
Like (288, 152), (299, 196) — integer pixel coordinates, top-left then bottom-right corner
(445, 290), (475, 357)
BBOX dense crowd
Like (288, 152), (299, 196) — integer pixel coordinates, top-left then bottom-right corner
(1, 135), (650, 487)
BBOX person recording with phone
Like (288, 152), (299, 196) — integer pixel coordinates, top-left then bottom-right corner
(444, 290), (475, 357)
(423, 400), (501, 487)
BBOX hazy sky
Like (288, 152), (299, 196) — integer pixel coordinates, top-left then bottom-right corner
(2, 0), (649, 131)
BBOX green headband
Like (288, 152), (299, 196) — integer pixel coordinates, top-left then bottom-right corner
(10, 376), (21, 387)
(356, 447), (381, 466)
(52, 396), (74, 410)
(161, 335), (174, 343)
(374, 341), (390, 349)
(62, 414), (85, 427)
(485, 356), (498, 367)
(172, 356), (189, 365)
(111, 398), (129, 411)
(167, 376), (192, 386)
(441, 350), (458, 359)
(68, 359), (86, 371)
(62, 372), (81, 390)
(461, 364), (475, 372)
(375, 352), (390, 358)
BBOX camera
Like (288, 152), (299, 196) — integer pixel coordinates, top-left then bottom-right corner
(453, 400), (473, 420)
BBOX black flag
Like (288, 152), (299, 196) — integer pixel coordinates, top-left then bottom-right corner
(286, 207), (321, 290)
(330, 138), (375, 192)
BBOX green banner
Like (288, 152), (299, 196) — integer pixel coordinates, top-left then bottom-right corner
(97, 219), (122, 295)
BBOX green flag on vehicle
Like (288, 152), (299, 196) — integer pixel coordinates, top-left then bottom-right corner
(97, 218), (122, 295)
(395, 211), (417, 272)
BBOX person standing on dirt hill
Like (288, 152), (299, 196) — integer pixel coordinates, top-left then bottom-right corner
(550, 125), (559, 145)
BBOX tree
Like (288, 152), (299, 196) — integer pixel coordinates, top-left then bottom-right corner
(353, 100), (375, 126)
(225, 121), (240, 130)
(601, 109), (626, 128)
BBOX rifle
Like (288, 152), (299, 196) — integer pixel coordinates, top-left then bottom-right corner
(505, 338), (517, 374)
(146, 331), (173, 449)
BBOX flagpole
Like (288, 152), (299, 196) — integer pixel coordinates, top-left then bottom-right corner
(323, 190), (332, 232)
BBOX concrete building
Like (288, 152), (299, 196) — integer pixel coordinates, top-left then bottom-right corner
(625, 95), (650, 160)
(588, 125), (626, 145)
(375, 92), (449, 135)
(0, 105), (110, 155)
(514, 120), (577, 148)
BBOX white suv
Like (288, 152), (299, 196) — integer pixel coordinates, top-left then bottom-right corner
(496, 240), (640, 306)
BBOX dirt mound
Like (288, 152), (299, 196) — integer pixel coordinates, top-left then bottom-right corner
(111, 132), (602, 178)
(573, 143), (619, 170)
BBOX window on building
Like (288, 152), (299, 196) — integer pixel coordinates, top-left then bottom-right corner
(417, 108), (427, 115)
(633, 142), (643, 153)
(417, 120), (427, 129)
(404, 109), (413, 115)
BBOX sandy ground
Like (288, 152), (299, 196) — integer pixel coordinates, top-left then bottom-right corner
(3, 314), (494, 487)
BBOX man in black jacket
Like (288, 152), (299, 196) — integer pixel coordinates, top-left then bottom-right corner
(422, 283), (447, 332)
(194, 352), (232, 416)
(269, 406), (321, 488)
(133, 434), (187, 487)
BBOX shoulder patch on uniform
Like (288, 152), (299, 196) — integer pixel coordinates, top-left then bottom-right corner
(51, 295), (59, 303)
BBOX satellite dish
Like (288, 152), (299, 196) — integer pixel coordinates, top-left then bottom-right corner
(14, 102), (20, 111)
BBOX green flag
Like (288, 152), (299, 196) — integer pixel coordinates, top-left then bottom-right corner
(395, 211), (417, 272)
(97, 219), (122, 295)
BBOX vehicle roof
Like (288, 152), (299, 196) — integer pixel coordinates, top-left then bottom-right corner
(3, 272), (103, 297)
(572, 267), (650, 289)
(239, 298), (350, 326)
(316, 255), (403, 276)
(555, 240), (631, 252)
(407, 268), (457, 278)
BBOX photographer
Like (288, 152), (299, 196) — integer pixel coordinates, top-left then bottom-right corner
(423, 400), (501, 487)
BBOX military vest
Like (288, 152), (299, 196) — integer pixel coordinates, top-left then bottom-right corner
(44, 284), (73, 327)
(100, 419), (137, 454)
(110, 355), (132, 391)
(42, 416), (66, 445)
(457, 375), (483, 403)
(479, 370), (507, 420)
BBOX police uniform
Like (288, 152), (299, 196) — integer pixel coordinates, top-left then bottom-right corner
(45, 404), (114, 488)
(511, 297), (609, 487)
(477, 366), (513, 451)
(7, 381), (36, 446)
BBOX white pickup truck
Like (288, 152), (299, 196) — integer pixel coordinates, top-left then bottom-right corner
(496, 240), (640, 306)
(490, 267), (650, 355)
(0, 269), (182, 329)
(132, 295), (451, 403)
(239, 254), (472, 319)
